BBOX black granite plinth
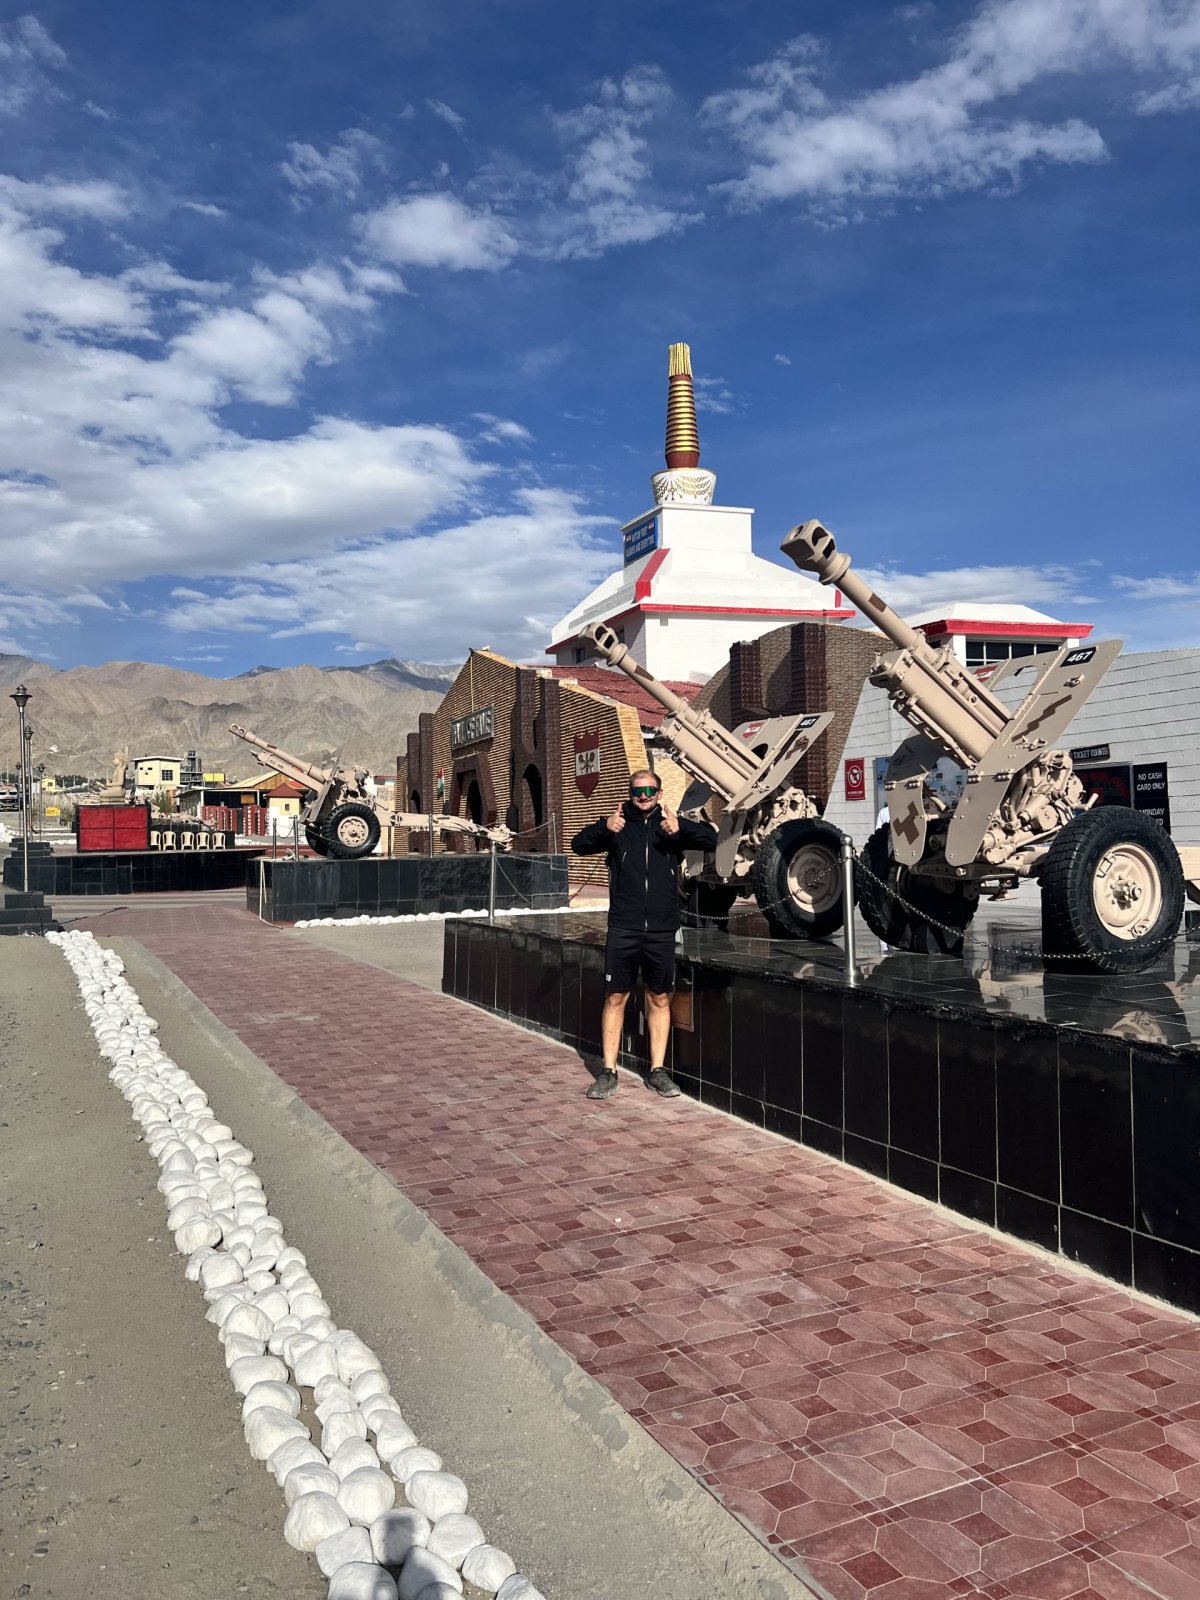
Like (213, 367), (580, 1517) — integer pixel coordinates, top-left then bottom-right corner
(252, 852), (569, 923)
(443, 911), (1200, 1315)
(3, 848), (264, 895)
(0, 886), (60, 935)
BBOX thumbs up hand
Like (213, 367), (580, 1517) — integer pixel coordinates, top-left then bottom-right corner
(661, 805), (679, 836)
(606, 806), (626, 834)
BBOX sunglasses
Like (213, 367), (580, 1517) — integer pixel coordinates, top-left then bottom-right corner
(629, 784), (659, 798)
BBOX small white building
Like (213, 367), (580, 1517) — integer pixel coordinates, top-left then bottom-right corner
(547, 342), (852, 682)
(909, 602), (1091, 669)
(132, 755), (184, 792)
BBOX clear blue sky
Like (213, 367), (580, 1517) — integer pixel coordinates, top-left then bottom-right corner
(2, 0), (1198, 672)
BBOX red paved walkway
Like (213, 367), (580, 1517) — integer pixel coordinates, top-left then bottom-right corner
(75, 904), (1200, 1600)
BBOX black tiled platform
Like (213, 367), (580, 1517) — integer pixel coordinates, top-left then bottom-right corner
(3, 847), (263, 894)
(443, 910), (1200, 1314)
(251, 852), (569, 923)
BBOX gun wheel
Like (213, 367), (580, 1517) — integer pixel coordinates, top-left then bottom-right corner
(304, 827), (330, 856)
(751, 817), (844, 940)
(324, 801), (381, 860)
(679, 874), (740, 930)
(855, 825), (977, 953)
(1040, 807), (1182, 973)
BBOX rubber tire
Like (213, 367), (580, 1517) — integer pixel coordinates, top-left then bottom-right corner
(323, 802), (381, 860)
(305, 827), (330, 856)
(751, 817), (845, 940)
(855, 825), (978, 954)
(1040, 806), (1183, 974)
(680, 879), (740, 931)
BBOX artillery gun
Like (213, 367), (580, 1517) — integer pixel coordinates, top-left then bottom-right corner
(229, 725), (513, 859)
(781, 520), (1198, 972)
(579, 622), (843, 937)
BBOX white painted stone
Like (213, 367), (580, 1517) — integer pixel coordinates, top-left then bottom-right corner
(174, 1216), (221, 1254)
(406, 1472), (468, 1520)
(335, 1335), (380, 1383)
(269, 1436), (326, 1487)
(351, 1369), (390, 1401)
(388, 1447), (442, 1485)
(185, 1245), (218, 1282)
(224, 1302), (273, 1342)
(252, 1287), (290, 1323)
(229, 1353), (288, 1395)
(297, 1337), (342, 1388)
(322, 1409), (368, 1455)
(284, 1462), (340, 1506)
(241, 1381), (301, 1420)
(397, 1548), (462, 1600)
(244, 1406), (309, 1462)
(330, 1439), (378, 1480)
(315, 1522), (373, 1577)
(373, 1416), (417, 1456)
(370, 1508), (431, 1566)
(223, 1333), (266, 1369)
(292, 1291), (332, 1321)
(167, 1196), (210, 1229)
(461, 1545), (518, 1592)
(337, 1466), (395, 1525)
(283, 1491), (351, 1552)
(327, 1562), (399, 1600)
(427, 1514), (484, 1570)
(302, 1314), (337, 1341)
(495, 1578), (545, 1600)
(276, 1246), (307, 1272)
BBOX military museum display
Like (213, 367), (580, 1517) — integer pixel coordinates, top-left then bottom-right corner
(579, 622), (843, 938)
(229, 725), (513, 858)
(782, 520), (1200, 972)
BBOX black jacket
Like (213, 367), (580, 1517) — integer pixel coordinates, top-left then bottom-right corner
(571, 802), (718, 933)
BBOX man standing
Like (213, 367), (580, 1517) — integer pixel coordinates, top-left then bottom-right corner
(571, 769), (718, 1100)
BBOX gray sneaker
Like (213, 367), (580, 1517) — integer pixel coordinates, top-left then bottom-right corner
(647, 1069), (681, 1098)
(586, 1070), (619, 1100)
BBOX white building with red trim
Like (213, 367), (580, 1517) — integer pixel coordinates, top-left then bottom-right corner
(909, 602), (1092, 670)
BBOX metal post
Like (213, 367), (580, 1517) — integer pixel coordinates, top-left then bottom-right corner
(9, 684), (31, 893)
(272, 817), (278, 858)
(428, 812), (435, 857)
(488, 839), (498, 924)
(840, 833), (857, 985)
(549, 810), (558, 856)
(293, 813), (301, 859)
(258, 856), (266, 920)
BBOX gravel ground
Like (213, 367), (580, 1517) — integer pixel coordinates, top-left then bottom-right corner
(0, 937), (316, 1599)
(1, 932), (811, 1600)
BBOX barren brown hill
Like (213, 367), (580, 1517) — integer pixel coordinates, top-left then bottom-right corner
(0, 656), (455, 778)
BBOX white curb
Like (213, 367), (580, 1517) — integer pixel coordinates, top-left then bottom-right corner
(292, 906), (606, 929)
(48, 928), (547, 1600)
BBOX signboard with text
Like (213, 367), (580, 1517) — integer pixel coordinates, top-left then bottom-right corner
(1133, 762), (1171, 833)
(844, 757), (866, 802)
(622, 514), (659, 566)
(450, 705), (494, 749)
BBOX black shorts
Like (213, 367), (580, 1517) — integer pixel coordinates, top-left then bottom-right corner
(604, 928), (676, 996)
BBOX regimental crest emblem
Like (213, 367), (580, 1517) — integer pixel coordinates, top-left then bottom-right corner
(574, 729), (601, 797)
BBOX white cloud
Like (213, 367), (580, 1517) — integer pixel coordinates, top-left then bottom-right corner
(706, 1), (1200, 214)
(854, 560), (1089, 614)
(549, 67), (702, 258)
(0, 174), (130, 219)
(774, 352), (792, 365)
(161, 488), (614, 660)
(0, 14), (66, 115)
(694, 374), (739, 415)
(473, 412), (532, 444)
(356, 192), (519, 270)
(0, 204), (149, 332)
(181, 200), (226, 219)
(280, 129), (384, 202)
(427, 98), (466, 132)
(1113, 573), (1200, 600)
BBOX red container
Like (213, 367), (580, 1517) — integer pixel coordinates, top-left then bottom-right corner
(77, 803), (151, 852)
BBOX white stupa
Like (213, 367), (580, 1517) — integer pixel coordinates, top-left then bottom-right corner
(548, 342), (852, 681)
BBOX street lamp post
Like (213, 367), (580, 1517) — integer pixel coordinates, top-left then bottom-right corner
(9, 683), (31, 892)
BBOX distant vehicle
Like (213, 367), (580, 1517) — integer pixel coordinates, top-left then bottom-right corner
(0, 786), (19, 811)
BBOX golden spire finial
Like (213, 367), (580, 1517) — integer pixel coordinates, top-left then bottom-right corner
(664, 341), (700, 469)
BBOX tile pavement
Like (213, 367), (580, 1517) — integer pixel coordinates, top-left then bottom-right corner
(72, 903), (1200, 1600)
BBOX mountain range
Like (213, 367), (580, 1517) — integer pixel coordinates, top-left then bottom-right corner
(0, 655), (456, 779)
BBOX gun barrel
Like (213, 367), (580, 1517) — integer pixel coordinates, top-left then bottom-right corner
(228, 724), (328, 788)
(581, 624), (696, 719)
(780, 521), (927, 655)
